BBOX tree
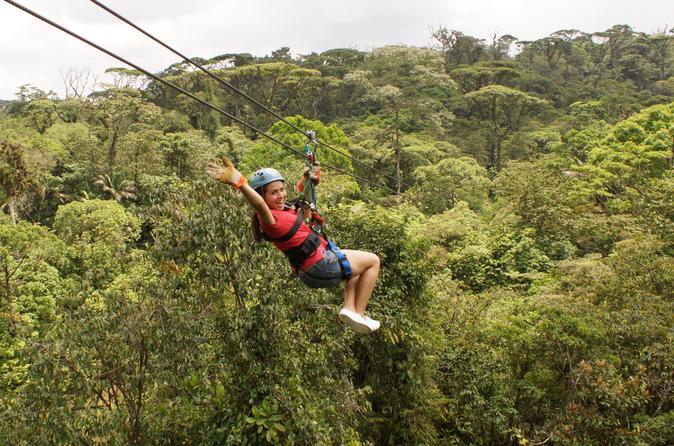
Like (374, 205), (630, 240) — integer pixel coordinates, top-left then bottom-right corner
(300, 48), (366, 79)
(104, 67), (149, 90)
(492, 156), (576, 259)
(530, 36), (571, 70)
(271, 46), (292, 61)
(0, 140), (31, 224)
(580, 102), (674, 197)
(488, 33), (518, 60)
(60, 66), (98, 98)
(397, 136), (461, 186)
(92, 89), (162, 177)
(0, 218), (64, 417)
(217, 62), (313, 128)
(53, 199), (141, 288)
(117, 127), (165, 185)
(46, 121), (104, 198)
(95, 174), (137, 203)
(351, 46), (456, 191)
(367, 84), (405, 192)
(648, 32), (674, 80)
(450, 64), (520, 93)
(431, 28), (486, 70)
(23, 99), (58, 133)
(280, 66), (341, 119)
(242, 116), (360, 203)
(326, 203), (442, 444)
(411, 156), (490, 214)
(465, 85), (548, 171)
(593, 25), (636, 68)
(14, 84), (56, 103)
(160, 130), (218, 180)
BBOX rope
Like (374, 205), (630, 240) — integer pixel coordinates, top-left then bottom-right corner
(4, 0), (400, 194)
(87, 0), (408, 189)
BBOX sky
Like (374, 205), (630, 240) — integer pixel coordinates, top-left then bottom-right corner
(1, 0), (672, 99)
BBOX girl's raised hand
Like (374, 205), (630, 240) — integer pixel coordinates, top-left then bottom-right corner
(206, 157), (247, 189)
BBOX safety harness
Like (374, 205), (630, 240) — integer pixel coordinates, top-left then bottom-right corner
(256, 130), (353, 279)
(257, 202), (322, 270)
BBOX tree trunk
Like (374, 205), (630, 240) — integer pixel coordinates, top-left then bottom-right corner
(495, 136), (503, 172)
(8, 196), (17, 225)
(488, 100), (501, 173)
(3, 264), (16, 336)
(108, 130), (118, 177)
(394, 110), (401, 194)
(488, 140), (498, 173)
(129, 337), (148, 445)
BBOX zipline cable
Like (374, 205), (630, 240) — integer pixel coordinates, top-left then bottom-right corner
(87, 0), (409, 190)
(3, 0), (399, 194)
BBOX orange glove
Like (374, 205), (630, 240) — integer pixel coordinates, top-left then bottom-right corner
(296, 162), (320, 192)
(309, 162), (320, 184)
(206, 157), (247, 189)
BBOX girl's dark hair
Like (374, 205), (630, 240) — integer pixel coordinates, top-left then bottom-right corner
(251, 212), (263, 242)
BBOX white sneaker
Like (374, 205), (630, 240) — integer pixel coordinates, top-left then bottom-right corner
(362, 316), (381, 332)
(338, 308), (371, 334)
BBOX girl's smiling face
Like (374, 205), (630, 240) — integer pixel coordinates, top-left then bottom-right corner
(263, 180), (286, 210)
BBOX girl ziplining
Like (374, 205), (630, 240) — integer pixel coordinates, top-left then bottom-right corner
(206, 158), (381, 334)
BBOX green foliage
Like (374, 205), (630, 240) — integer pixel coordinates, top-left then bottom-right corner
(242, 115), (360, 202)
(492, 156), (577, 258)
(326, 203), (444, 444)
(53, 199), (140, 246)
(466, 85), (549, 171)
(23, 99), (58, 133)
(583, 103), (674, 195)
(0, 139), (31, 221)
(2, 26), (673, 445)
(410, 156), (490, 214)
(53, 199), (140, 288)
(140, 180), (372, 444)
(160, 130), (218, 179)
(0, 219), (65, 424)
(450, 64), (520, 93)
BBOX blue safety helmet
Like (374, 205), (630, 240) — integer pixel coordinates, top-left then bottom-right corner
(249, 168), (284, 191)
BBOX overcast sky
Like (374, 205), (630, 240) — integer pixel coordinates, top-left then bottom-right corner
(1, 0), (672, 99)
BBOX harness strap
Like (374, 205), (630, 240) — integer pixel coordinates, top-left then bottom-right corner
(261, 209), (304, 243)
(284, 230), (321, 268)
(326, 239), (353, 279)
(256, 209), (321, 270)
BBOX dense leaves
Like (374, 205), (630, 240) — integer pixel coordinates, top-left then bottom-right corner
(1, 22), (673, 445)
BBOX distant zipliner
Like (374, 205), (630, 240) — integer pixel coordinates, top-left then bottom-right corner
(206, 132), (381, 334)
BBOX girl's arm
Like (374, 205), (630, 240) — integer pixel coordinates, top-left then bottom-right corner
(239, 184), (274, 225)
(206, 158), (275, 225)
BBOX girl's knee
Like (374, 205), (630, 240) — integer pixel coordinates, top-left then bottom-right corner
(359, 251), (379, 270)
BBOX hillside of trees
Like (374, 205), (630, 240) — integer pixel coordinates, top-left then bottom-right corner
(1, 24), (673, 445)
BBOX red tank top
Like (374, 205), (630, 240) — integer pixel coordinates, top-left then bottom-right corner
(259, 208), (327, 271)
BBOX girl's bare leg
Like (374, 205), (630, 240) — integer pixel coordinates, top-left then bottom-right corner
(341, 249), (380, 316)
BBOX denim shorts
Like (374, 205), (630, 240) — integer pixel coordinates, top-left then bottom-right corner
(298, 249), (343, 289)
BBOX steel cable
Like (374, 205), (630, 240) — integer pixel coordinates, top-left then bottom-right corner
(87, 0), (409, 190)
(4, 0), (400, 194)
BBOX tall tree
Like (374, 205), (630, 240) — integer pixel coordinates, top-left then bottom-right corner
(648, 31), (674, 80)
(0, 140), (30, 224)
(465, 85), (548, 171)
(431, 28), (486, 70)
